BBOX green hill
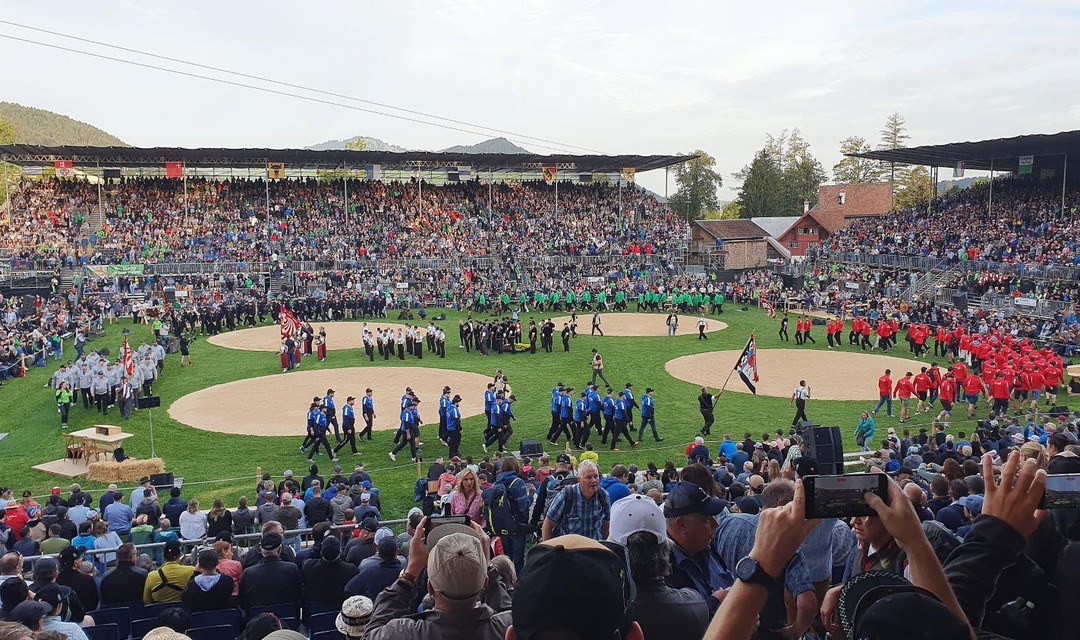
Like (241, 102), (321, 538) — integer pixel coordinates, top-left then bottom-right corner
(0, 102), (128, 146)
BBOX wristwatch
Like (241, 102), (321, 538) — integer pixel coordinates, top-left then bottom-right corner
(397, 570), (418, 588)
(735, 556), (777, 589)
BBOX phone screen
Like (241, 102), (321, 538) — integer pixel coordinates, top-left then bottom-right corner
(1042, 474), (1080, 510)
(424, 514), (471, 539)
(808, 474), (882, 518)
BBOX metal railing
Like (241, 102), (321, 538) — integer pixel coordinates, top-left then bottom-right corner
(18, 519), (408, 570)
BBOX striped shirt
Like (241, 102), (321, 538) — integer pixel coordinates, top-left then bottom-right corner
(545, 483), (610, 541)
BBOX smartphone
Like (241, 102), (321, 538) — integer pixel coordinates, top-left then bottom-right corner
(803, 473), (889, 519)
(1040, 473), (1080, 510)
(423, 514), (471, 540)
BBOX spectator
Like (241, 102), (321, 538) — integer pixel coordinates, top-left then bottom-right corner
(663, 481), (727, 614)
(232, 497), (255, 535)
(343, 538), (401, 601)
(302, 536), (356, 612)
(303, 485), (331, 525)
(240, 523), (296, 568)
(211, 541), (242, 597)
(541, 459), (610, 541)
(363, 518), (510, 639)
(394, 510), (423, 560)
(449, 468), (484, 527)
(28, 559), (89, 626)
(351, 494), (380, 523)
(600, 465), (632, 504)
(507, 534), (642, 640)
(39, 526), (70, 556)
(334, 595), (373, 639)
(32, 584), (88, 640)
(100, 543), (146, 606)
(54, 548), (97, 612)
(143, 540), (195, 604)
(178, 500), (207, 540)
(162, 488), (187, 527)
(205, 500), (232, 539)
(238, 532), (302, 614)
(344, 518), (378, 565)
(181, 549), (235, 612)
(609, 493), (708, 639)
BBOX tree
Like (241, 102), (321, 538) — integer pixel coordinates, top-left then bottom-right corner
(735, 148), (785, 217)
(893, 165), (934, 211)
(782, 129), (827, 213)
(668, 150), (723, 221)
(832, 136), (884, 184)
(344, 137), (367, 151)
(719, 200), (743, 219)
(878, 112), (910, 209)
(0, 117), (21, 216)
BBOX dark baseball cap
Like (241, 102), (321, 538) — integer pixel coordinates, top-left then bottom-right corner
(260, 532), (283, 551)
(58, 545), (84, 566)
(511, 535), (633, 640)
(556, 454), (572, 465)
(838, 571), (969, 640)
(163, 539), (183, 559)
(360, 516), (379, 532)
(663, 481), (727, 518)
(794, 456), (819, 478)
(34, 583), (64, 609)
(11, 600), (51, 628)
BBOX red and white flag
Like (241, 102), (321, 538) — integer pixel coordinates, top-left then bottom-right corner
(165, 162), (184, 179)
(54, 160), (75, 178)
(734, 334), (759, 394)
(279, 305), (301, 339)
(123, 336), (135, 377)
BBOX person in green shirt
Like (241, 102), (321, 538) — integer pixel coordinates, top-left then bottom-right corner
(551, 291), (562, 311)
(580, 290), (592, 310)
(41, 525), (72, 555)
(614, 290), (626, 311)
(535, 291), (546, 309)
(56, 383), (72, 428)
(711, 292), (724, 315)
(597, 290), (608, 310)
(636, 291), (645, 312)
(565, 290), (575, 309)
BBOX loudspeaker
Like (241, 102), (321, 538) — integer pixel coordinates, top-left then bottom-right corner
(520, 440), (543, 457)
(113, 447), (126, 463)
(163, 287), (176, 303)
(800, 424), (844, 475)
(150, 473), (174, 491)
(1049, 406), (1070, 418)
(952, 293), (968, 312)
(811, 318), (826, 326)
(137, 396), (161, 409)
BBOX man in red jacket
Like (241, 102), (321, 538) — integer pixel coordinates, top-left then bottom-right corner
(913, 367), (932, 415)
(962, 373), (985, 420)
(990, 372), (1012, 418)
(893, 372), (915, 423)
(873, 369), (893, 418)
(936, 372), (956, 424)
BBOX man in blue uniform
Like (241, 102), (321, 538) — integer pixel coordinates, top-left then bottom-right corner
(323, 389), (342, 444)
(358, 388), (375, 441)
(638, 387), (662, 442)
(308, 405), (337, 463)
(334, 396), (359, 456)
(445, 394), (463, 458)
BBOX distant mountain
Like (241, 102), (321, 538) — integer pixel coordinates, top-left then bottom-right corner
(306, 135), (531, 154)
(439, 137), (530, 154)
(305, 136), (410, 152)
(0, 102), (128, 146)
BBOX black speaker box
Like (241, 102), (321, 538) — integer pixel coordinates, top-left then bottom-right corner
(801, 424), (844, 475)
(520, 439), (543, 457)
(952, 293), (968, 312)
(150, 472), (174, 490)
(137, 396), (161, 409)
(811, 318), (826, 325)
(1049, 406), (1070, 418)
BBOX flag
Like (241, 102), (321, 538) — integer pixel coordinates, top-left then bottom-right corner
(279, 304), (301, 339)
(123, 336), (134, 377)
(457, 166), (473, 181)
(579, 173), (593, 183)
(1018, 155), (1034, 175)
(734, 334), (759, 394)
(267, 162), (286, 179)
(542, 166), (557, 184)
(54, 160), (75, 178)
(621, 167), (636, 183)
(953, 161), (965, 178)
(165, 162), (184, 178)
(365, 164), (382, 181)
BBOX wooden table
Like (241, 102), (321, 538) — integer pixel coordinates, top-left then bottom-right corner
(65, 426), (134, 464)
(1067, 365), (1080, 379)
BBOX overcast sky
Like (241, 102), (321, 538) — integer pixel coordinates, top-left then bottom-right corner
(2, 1), (1078, 198)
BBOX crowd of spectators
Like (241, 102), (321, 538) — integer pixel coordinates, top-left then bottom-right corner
(2, 177), (687, 268)
(3, 415), (1079, 639)
(824, 177), (1080, 267)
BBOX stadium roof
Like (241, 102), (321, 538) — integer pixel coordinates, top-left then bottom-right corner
(849, 130), (1080, 172)
(0, 145), (691, 173)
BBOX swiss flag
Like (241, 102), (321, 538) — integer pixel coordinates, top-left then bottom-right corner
(165, 162), (184, 178)
(54, 160), (75, 177)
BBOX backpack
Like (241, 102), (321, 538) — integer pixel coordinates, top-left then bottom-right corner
(483, 477), (523, 537)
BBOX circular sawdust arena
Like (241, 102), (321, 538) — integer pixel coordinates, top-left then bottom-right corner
(549, 313), (727, 337)
(666, 349), (931, 401)
(169, 367), (490, 436)
(207, 321), (413, 352)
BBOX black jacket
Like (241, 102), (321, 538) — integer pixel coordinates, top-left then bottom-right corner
(57, 567), (99, 611)
(101, 561), (148, 606)
(302, 559), (358, 609)
(630, 580), (710, 640)
(239, 556), (302, 612)
(181, 573), (236, 612)
(344, 538), (376, 566)
(304, 497), (332, 525)
(240, 543), (296, 569)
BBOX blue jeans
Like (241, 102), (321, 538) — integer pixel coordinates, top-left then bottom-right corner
(500, 533), (528, 575)
(873, 396), (892, 416)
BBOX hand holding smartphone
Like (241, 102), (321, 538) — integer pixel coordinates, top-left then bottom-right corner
(423, 514), (471, 540)
(1040, 473), (1080, 510)
(803, 473), (890, 518)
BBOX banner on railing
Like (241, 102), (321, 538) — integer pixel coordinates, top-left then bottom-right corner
(87, 265), (146, 278)
(1013, 297), (1037, 308)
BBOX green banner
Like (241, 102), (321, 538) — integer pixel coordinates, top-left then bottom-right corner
(89, 264), (146, 278)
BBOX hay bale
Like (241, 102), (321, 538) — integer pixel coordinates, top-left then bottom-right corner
(88, 458), (165, 483)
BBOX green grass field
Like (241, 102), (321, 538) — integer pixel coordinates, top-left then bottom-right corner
(0, 307), (984, 519)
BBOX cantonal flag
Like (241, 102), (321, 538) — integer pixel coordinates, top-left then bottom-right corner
(123, 336), (135, 377)
(165, 162), (184, 178)
(734, 334), (759, 394)
(279, 304), (301, 339)
(54, 160), (75, 178)
(1018, 155), (1034, 175)
(542, 166), (557, 184)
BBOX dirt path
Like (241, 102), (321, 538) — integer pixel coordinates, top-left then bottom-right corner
(169, 367), (491, 436)
(207, 322), (413, 352)
(665, 348), (932, 401)
(548, 313), (727, 337)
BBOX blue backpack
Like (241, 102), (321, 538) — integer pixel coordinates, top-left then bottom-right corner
(483, 477), (524, 537)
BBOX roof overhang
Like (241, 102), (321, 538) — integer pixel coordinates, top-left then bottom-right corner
(848, 130), (1080, 172)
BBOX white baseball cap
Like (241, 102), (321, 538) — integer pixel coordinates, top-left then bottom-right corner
(607, 494), (667, 545)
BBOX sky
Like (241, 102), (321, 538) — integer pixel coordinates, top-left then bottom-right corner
(2, 1), (1079, 199)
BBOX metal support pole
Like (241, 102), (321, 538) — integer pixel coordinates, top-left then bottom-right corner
(1063, 153), (1069, 217)
(182, 162), (188, 230)
(665, 166), (669, 199)
(5, 159), (12, 225)
(488, 171), (492, 213)
(555, 171), (559, 218)
(418, 168), (423, 217)
(343, 164), (349, 228)
(988, 159), (994, 219)
(265, 162), (271, 247)
(96, 162), (103, 223)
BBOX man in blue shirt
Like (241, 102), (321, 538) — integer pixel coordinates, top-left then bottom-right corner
(334, 396), (359, 456)
(359, 389), (376, 441)
(664, 481), (728, 615)
(601, 388), (616, 444)
(496, 394), (516, 453)
(546, 383), (563, 444)
(438, 386), (451, 446)
(389, 400), (418, 462)
(541, 459), (610, 541)
(611, 391), (639, 451)
(638, 387), (662, 442)
(445, 394), (463, 458)
(574, 392), (589, 448)
(718, 434), (738, 460)
(623, 383), (639, 434)
(323, 389), (341, 444)
(483, 392), (503, 453)
(308, 405), (336, 463)
(587, 383), (603, 441)
(104, 498), (134, 537)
